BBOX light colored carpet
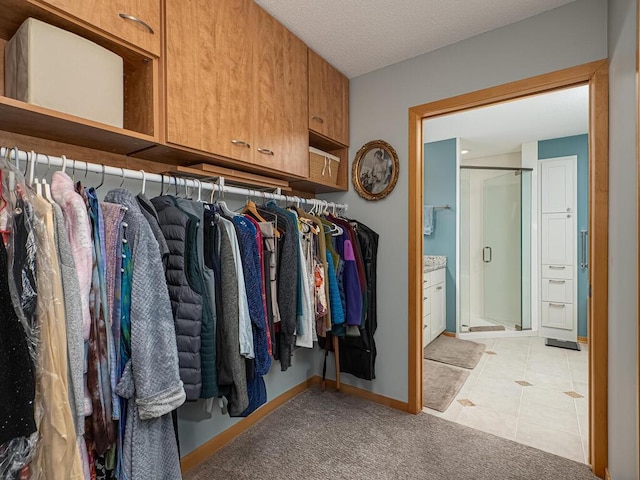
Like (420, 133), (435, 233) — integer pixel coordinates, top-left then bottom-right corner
(469, 325), (506, 332)
(185, 387), (597, 480)
(423, 360), (469, 412)
(424, 335), (485, 369)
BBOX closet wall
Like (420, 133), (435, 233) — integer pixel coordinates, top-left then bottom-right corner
(319, 0), (608, 419)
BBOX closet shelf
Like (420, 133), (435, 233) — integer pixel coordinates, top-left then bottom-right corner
(0, 96), (156, 154)
(166, 164), (293, 192)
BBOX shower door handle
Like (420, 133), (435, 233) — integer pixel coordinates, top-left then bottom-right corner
(483, 246), (492, 263)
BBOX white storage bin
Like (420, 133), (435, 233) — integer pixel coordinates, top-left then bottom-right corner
(5, 18), (124, 128)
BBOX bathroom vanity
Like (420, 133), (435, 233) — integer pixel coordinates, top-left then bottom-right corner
(423, 256), (447, 347)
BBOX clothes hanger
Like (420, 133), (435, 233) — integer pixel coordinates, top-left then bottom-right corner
(140, 170), (146, 195)
(196, 179), (202, 202)
(96, 164), (105, 190)
(172, 175), (179, 197)
(119, 167), (126, 188)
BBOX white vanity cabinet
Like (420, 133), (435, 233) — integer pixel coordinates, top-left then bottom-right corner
(423, 267), (446, 346)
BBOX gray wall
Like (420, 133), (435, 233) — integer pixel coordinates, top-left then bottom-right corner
(607, 0), (639, 477)
(321, 0), (608, 404)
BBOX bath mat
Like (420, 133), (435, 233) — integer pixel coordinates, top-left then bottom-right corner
(423, 360), (470, 412)
(424, 335), (485, 369)
(469, 325), (506, 332)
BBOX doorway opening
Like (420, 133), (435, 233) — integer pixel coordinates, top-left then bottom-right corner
(408, 60), (608, 478)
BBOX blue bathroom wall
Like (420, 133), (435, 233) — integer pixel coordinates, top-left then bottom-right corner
(424, 138), (457, 332)
(538, 134), (589, 338)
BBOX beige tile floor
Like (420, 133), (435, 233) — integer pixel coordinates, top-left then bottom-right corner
(423, 336), (589, 464)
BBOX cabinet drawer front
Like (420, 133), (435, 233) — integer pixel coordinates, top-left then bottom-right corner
(542, 279), (574, 303)
(423, 296), (431, 316)
(423, 271), (431, 288)
(430, 268), (446, 285)
(542, 264), (573, 280)
(541, 302), (574, 330)
(423, 322), (431, 347)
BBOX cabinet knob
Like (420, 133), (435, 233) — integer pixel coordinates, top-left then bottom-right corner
(311, 115), (325, 124)
(257, 148), (275, 156)
(231, 139), (251, 148)
(119, 13), (154, 34)
(567, 214), (571, 218)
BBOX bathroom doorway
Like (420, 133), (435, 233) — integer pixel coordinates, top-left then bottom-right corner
(407, 61), (609, 477)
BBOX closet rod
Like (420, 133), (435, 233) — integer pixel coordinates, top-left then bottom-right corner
(0, 147), (348, 211)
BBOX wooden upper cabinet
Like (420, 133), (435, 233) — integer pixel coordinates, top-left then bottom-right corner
(165, 0), (254, 164)
(308, 49), (349, 146)
(36, 0), (160, 56)
(252, 5), (308, 177)
(166, 0), (308, 176)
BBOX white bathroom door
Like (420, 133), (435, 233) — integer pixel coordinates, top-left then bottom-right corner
(482, 172), (522, 329)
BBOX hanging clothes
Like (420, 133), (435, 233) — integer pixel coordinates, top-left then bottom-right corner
(262, 203), (299, 371)
(51, 202), (85, 436)
(31, 194), (84, 480)
(136, 193), (169, 268)
(175, 197), (218, 400)
(232, 215), (271, 375)
(51, 172), (93, 417)
(85, 187), (117, 457)
(104, 189), (185, 480)
(209, 204), (249, 416)
(151, 195), (203, 401)
(338, 220), (379, 381)
(0, 236), (36, 446)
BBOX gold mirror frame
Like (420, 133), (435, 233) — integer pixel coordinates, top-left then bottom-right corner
(352, 140), (399, 201)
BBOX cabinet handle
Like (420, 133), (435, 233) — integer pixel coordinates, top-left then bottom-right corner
(257, 148), (274, 156)
(311, 115), (325, 124)
(549, 266), (565, 270)
(231, 140), (251, 148)
(549, 280), (566, 284)
(119, 13), (154, 34)
(436, 286), (443, 290)
(549, 303), (566, 308)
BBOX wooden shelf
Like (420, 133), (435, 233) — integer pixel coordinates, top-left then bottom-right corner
(289, 177), (348, 194)
(0, 0), (158, 150)
(0, 96), (156, 154)
(167, 164), (292, 192)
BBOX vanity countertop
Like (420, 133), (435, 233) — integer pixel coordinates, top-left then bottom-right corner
(424, 255), (447, 273)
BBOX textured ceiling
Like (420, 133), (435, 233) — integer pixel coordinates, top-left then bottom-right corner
(423, 85), (589, 159)
(254, 0), (576, 78)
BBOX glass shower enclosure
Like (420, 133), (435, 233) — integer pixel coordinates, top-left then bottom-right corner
(459, 166), (532, 332)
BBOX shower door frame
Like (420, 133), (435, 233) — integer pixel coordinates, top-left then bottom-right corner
(458, 165), (533, 335)
(407, 60), (609, 477)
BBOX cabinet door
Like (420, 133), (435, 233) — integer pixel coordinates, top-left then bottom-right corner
(39, 0), (160, 55)
(308, 49), (349, 146)
(541, 157), (575, 214)
(166, 0), (254, 163)
(541, 213), (574, 265)
(253, 7), (308, 176)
